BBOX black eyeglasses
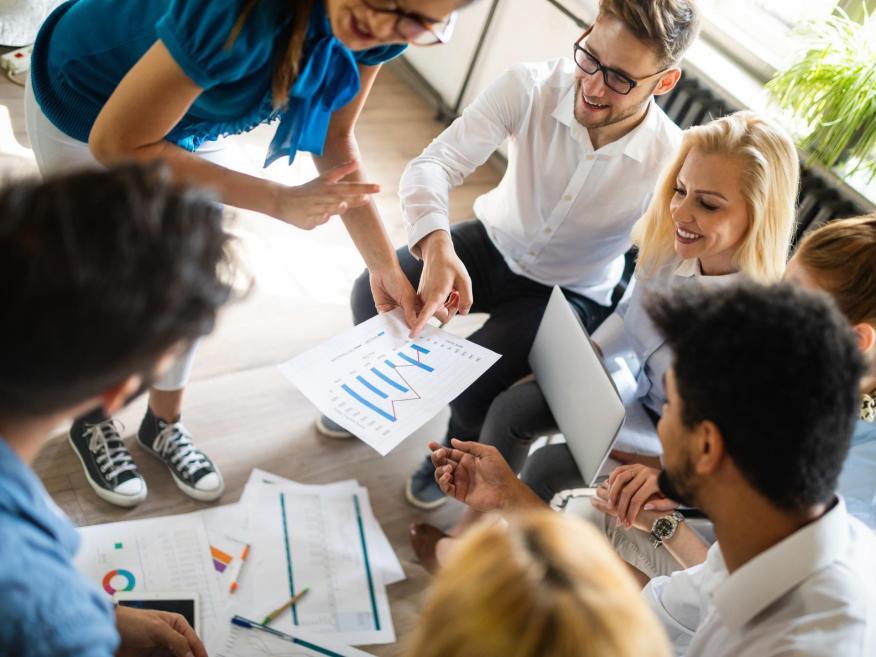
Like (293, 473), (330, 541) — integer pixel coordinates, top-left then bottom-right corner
(573, 30), (667, 95)
(361, 0), (457, 46)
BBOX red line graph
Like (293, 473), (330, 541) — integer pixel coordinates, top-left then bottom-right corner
(385, 351), (426, 420)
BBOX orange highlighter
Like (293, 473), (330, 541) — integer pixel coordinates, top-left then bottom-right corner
(228, 543), (251, 594)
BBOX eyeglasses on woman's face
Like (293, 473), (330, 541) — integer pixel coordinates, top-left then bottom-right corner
(361, 0), (457, 46)
(572, 29), (668, 95)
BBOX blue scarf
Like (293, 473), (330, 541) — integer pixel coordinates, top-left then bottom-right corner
(264, 2), (361, 167)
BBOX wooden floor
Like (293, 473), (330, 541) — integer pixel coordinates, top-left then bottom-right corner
(0, 60), (501, 655)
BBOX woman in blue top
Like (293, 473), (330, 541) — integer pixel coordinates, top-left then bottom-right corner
(25, 0), (471, 508)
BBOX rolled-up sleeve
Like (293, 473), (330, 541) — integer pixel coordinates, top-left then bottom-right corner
(400, 64), (534, 255)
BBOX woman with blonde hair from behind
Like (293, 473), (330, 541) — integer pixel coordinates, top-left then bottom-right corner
(411, 110), (800, 572)
(405, 511), (671, 657)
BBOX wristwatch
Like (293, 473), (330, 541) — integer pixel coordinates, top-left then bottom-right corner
(649, 511), (684, 548)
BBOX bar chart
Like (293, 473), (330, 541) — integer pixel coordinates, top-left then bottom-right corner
(279, 310), (501, 455)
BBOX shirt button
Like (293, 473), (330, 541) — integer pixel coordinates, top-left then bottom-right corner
(528, 250), (536, 256)
(562, 194), (573, 201)
(586, 154), (595, 161)
(544, 227), (553, 234)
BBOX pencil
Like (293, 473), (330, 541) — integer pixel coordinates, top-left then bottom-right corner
(261, 588), (310, 625)
(228, 543), (251, 594)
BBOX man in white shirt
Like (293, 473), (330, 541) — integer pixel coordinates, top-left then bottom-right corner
(320, 0), (702, 509)
(431, 282), (876, 655)
(638, 283), (876, 656)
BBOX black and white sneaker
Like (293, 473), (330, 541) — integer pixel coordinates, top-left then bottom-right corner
(68, 409), (147, 508)
(137, 408), (224, 502)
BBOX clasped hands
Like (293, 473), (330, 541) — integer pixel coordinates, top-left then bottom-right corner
(590, 463), (679, 531)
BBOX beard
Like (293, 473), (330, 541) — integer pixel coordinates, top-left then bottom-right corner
(657, 465), (698, 509)
(572, 77), (654, 131)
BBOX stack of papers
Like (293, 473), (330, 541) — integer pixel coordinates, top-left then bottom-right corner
(74, 469), (403, 656)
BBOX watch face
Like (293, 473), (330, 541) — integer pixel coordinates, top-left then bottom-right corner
(653, 517), (675, 539)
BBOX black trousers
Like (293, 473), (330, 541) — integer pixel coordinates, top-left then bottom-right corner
(350, 220), (611, 445)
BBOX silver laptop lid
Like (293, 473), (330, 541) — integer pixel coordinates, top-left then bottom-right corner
(529, 286), (626, 486)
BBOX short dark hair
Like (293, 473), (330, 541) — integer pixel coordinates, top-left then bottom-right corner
(646, 281), (865, 510)
(0, 163), (234, 418)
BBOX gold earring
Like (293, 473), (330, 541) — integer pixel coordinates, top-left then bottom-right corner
(862, 389), (876, 423)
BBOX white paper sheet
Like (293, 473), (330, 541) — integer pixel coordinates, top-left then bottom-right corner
(212, 618), (374, 657)
(278, 309), (501, 455)
(247, 483), (395, 645)
(75, 513), (224, 643)
(242, 469), (405, 585)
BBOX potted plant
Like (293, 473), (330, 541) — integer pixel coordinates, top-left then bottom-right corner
(766, 7), (876, 181)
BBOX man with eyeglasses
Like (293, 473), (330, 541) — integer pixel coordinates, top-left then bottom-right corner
(322, 0), (702, 509)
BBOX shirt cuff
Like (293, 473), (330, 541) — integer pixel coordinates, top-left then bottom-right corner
(407, 213), (452, 259)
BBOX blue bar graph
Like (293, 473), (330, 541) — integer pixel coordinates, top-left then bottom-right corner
(384, 359), (398, 369)
(398, 352), (435, 372)
(356, 375), (387, 398)
(411, 344), (430, 354)
(341, 385), (396, 422)
(371, 367), (408, 392)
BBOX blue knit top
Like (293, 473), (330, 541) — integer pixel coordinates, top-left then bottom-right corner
(31, 0), (406, 166)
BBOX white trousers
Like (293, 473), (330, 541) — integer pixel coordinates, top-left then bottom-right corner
(23, 77), (229, 391)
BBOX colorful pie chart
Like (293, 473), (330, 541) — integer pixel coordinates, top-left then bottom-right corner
(102, 569), (136, 595)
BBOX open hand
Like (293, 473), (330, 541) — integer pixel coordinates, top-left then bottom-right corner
(429, 439), (519, 513)
(272, 161), (380, 230)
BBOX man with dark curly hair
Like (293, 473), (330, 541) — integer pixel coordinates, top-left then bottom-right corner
(0, 163), (233, 657)
(431, 281), (876, 656)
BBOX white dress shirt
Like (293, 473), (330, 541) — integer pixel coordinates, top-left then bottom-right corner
(644, 497), (876, 657)
(399, 57), (681, 305)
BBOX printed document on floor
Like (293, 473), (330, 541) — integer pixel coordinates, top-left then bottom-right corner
(278, 309), (501, 455)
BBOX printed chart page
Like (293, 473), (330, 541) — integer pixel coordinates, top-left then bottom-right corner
(249, 483), (395, 645)
(239, 470), (405, 585)
(213, 620), (374, 657)
(75, 513), (223, 643)
(279, 309), (500, 455)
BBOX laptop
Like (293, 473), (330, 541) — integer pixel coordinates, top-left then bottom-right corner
(528, 286), (626, 487)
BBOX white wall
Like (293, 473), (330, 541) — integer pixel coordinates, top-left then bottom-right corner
(403, 0), (598, 110)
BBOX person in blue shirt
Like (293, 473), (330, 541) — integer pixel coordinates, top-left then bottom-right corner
(0, 163), (231, 657)
(25, 0), (472, 507)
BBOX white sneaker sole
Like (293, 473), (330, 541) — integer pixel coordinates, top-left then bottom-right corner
(405, 476), (447, 510)
(67, 433), (147, 508)
(315, 416), (355, 440)
(135, 436), (225, 502)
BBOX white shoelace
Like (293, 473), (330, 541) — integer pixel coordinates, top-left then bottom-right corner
(84, 419), (138, 482)
(152, 421), (210, 479)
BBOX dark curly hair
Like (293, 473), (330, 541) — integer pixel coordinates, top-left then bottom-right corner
(646, 281), (865, 510)
(0, 163), (235, 417)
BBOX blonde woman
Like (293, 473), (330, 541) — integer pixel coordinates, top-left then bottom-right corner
(412, 111), (800, 570)
(405, 511), (671, 657)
